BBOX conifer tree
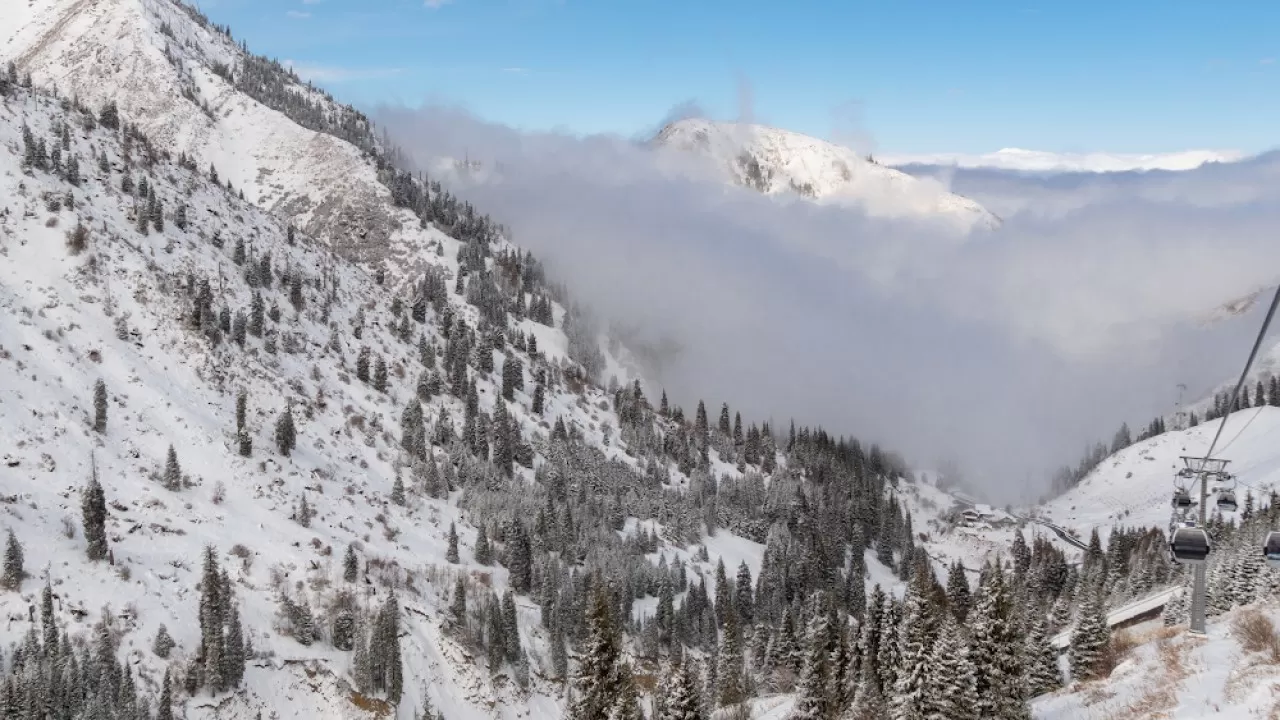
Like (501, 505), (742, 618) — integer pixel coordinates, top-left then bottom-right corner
(446, 522), (460, 564)
(2, 529), (23, 591)
(249, 291), (265, 336)
(163, 444), (182, 490)
(344, 545), (359, 583)
(891, 576), (936, 720)
(1024, 610), (1061, 697)
(93, 379), (108, 433)
(275, 404), (296, 456)
(532, 382), (545, 416)
(1070, 587), (1111, 682)
(236, 390), (252, 457)
(716, 612), (745, 708)
(41, 577), (57, 651)
(475, 524), (492, 565)
(791, 598), (834, 720)
(735, 561), (754, 624)
(451, 577), (467, 621)
(658, 652), (704, 720)
(153, 624), (175, 658)
(157, 669), (174, 720)
(970, 562), (1030, 719)
(923, 615), (977, 720)
(945, 561), (971, 623)
(568, 584), (639, 720)
(82, 458), (109, 561)
(391, 475), (406, 506)
(289, 275), (304, 311)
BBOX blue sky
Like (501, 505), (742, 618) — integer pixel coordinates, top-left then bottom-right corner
(200, 0), (1280, 154)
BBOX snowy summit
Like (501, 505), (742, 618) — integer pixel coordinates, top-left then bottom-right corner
(652, 118), (999, 230)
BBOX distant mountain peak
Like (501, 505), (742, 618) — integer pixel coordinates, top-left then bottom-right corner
(652, 117), (999, 230)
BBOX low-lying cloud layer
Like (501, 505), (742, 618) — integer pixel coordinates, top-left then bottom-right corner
(378, 104), (1280, 500)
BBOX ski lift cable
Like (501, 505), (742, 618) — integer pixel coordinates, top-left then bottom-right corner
(1213, 402), (1267, 456)
(1199, 283), (1280, 464)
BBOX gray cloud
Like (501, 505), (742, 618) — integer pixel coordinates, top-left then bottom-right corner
(378, 103), (1280, 502)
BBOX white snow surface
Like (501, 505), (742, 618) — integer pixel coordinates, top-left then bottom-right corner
(651, 118), (999, 231)
(1034, 603), (1280, 719)
(885, 148), (1246, 173)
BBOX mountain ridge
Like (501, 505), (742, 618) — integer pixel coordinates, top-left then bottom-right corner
(651, 117), (1000, 230)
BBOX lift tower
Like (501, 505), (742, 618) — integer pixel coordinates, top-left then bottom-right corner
(1179, 455), (1230, 634)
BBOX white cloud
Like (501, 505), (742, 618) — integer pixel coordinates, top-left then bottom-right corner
(283, 61), (403, 83)
(286, 10), (311, 19)
(885, 148), (1246, 173)
(425, 0), (453, 8)
(377, 104), (1280, 501)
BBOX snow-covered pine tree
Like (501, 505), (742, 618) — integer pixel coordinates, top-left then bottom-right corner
(344, 545), (359, 583)
(93, 379), (108, 433)
(82, 457), (109, 561)
(658, 651), (705, 720)
(789, 596), (834, 720)
(1023, 608), (1060, 697)
(716, 611), (745, 708)
(475, 524), (492, 565)
(568, 584), (638, 720)
(1069, 586), (1111, 682)
(163, 444), (181, 490)
(275, 403), (297, 456)
(891, 574), (937, 720)
(971, 561), (1030, 719)
(945, 561), (971, 623)
(446, 522), (460, 564)
(923, 615), (978, 720)
(199, 546), (227, 693)
(2, 530), (23, 591)
(153, 623), (175, 658)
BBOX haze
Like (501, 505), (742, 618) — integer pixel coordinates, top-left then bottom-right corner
(378, 105), (1280, 501)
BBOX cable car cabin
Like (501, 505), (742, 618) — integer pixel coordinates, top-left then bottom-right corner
(1172, 488), (1193, 508)
(1218, 490), (1238, 513)
(1265, 532), (1280, 569)
(1170, 527), (1211, 565)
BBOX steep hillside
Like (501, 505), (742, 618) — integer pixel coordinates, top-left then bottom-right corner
(1037, 408), (1280, 544)
(652, 117), (999, 230)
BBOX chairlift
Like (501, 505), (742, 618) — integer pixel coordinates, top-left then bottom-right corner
(1265, 531), (1280, 569)
(1218, 489), (1238, 513)
(1172, 487), (1192, 508)
(1170, 526), (1211, 565)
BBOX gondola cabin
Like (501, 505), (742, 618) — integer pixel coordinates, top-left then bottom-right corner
(1172, 488), (1192, 508)
(1218, 490), (1238, 513)
(1265, 532), (1280, 569)
(1170, 526), (1211, 565)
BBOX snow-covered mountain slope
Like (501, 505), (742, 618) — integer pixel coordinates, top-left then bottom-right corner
(1036, 408), (1280, 545)
(0, 73), (930, 718)
(0, 84), (559, 720)
(1034, 604), (1280, 719)
(651, 118), (999, 230)
(1, 0), (418, 268)
(886, 147), (1245, 173)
